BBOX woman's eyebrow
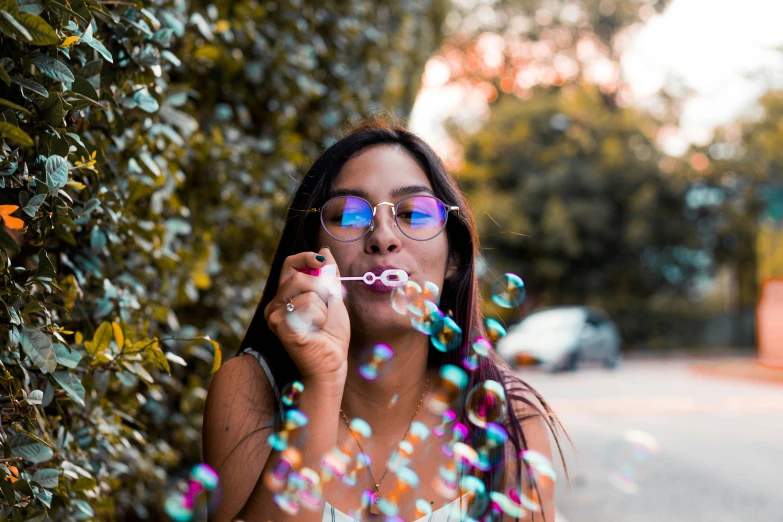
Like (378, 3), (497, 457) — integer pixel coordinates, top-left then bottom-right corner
(327, 185), (435, 199)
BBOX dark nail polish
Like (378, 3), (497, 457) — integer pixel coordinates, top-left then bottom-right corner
(322, 246), (330, 250)
(315, 254), (326, 262)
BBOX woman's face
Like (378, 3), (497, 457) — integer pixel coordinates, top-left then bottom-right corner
(317, 144), (452, 338)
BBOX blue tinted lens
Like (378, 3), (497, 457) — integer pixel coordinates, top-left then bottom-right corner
(322, 196), (372, 239)
(397, 196), (447, 238)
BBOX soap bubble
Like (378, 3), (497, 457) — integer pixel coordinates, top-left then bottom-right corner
(358, 343), (394, 380)
(606, 429), (660, 495)
(431, 315), (463, 352)
(485, 318), (507, 344)
(432, 409), (457, 438)
(415, 498), (433, 517)
(491, 273), (525, 308)
(426, 365), (468, 415)
(411, 300), (443, 335)
(513, 449), (557, 512)
(281, 381), (304, 408)
(164, 463), (220, 521)
(461, 475), (490, 516)
(466, 380), (507, 428)
(410, 281), (441, 316)
(463, 336), (492, 370)
(267, 409), (308, 451)
(391, 280), (422, 315)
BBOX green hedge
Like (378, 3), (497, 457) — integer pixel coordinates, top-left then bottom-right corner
(0, 0), (445, 519)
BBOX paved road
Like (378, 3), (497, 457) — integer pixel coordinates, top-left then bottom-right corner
(516, 358), (783, 522)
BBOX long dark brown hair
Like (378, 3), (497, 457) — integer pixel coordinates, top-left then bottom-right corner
(237, 114), (569, 520)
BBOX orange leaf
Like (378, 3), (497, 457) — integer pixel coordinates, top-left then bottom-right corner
(1, 215), (24, 229)
(0, 205), (19, 215)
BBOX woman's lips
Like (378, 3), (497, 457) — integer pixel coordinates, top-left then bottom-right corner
(366, 278), (395, 293)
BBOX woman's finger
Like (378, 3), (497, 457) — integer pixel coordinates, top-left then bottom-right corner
(278, 248), (330, 287)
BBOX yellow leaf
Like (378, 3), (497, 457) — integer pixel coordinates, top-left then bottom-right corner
(66, 181), (86, 190)
(75, 331), (83, 344)
(59, 35), (80, 48)
(196, 336), (222, 374)
(86, 322), (113, 356)
(112, 321), (124, 349)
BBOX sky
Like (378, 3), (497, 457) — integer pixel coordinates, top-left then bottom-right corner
(411, 0), (783, 160)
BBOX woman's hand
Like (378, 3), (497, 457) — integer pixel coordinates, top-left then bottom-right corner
(264, 247), (350, 386)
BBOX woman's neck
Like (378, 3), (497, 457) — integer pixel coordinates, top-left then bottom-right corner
(339, 329), (434, 437)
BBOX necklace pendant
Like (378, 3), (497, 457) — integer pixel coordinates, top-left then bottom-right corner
(369, 502), (383, 515)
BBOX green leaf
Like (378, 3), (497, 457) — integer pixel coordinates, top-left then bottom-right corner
(20, 326), (56, 374)
(52, 371), (85, 406)
(72, 499), (94, 517)
(22, 193), (45, 217)
(0, 474), (14, 506)
(37, 248), (55, 279)
(0, 10), (32, 41)
(31, 468), (58, 488)
(81, 22), (112, 63)
(0, 97), (31, 115)
(53, 343), (81, 369)
(0, 228), (22, 254)
(14, 439), (53, 464)
(10, 77), (47, 97)
(26, 390), (43, 404)
(85, 321), (112, 355)
(0, 121), (33, 147)
(32, 56), (74, 83)
(0, 61), (10, 85)
(36, 93), (63, 127)
(14, 12), (58, 45)
(144, 342), (170, 374)
(45, 155), (67, 195)
(132, 89), (159, 113)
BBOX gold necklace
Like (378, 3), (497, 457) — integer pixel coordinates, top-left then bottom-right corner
(339, 377), (430, 504)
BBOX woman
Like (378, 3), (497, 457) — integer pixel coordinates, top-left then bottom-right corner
(203, 116), (567, 522)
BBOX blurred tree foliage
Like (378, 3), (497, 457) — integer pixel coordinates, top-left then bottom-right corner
(0, 0), (446, 519)
(689, 90), (783, 307)
(455, 84), (704, 345)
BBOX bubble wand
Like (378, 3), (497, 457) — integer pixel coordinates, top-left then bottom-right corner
(297, 265), (408, 287)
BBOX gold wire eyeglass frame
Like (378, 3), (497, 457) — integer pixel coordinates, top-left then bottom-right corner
(306, 194), (460, 242)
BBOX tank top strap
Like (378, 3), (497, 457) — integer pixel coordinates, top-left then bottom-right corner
(236, 347), (282, 406)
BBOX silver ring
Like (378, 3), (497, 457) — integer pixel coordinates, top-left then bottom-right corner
(285, 298), (295, 313)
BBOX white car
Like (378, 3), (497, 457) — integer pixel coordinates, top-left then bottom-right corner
(496, 306), (623, 373)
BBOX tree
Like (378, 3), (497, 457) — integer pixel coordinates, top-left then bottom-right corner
(455, 83), (702, 344)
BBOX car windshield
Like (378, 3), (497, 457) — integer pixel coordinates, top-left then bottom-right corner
(518, 309), (585, 332)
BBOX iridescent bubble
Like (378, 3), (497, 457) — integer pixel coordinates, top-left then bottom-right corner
(489, 491), (525, 518)
(491, 273), (525, 308)
(358, 343), (394, 381)
(267, 409), (309, 451)
(410, 281), (441, 316)
(606, 429), (660, 495)
(395, 466), (420, 490)
(426, 365), (468, 415)
(284, 307), (319, 335)
(411, 300), (442, 335)
(485, 318), (507, 344)
(460, 475), (489, 517)
(190, 463), (219, 490)
(466, 380), (507, 428)
(164, 492), (192, 521)
(408, 421), (430, 443)
(433, 462), (459, 498)
(440, 422), (469, 458)
(391, 280), (422, 315)
(432, 409), (457, 438)
(431, 315), (463, 352)
(348, 417), (372, 439)
(415, 498), (433, 517)
(281, 381), (305, 408)
(463, 336), (493, 371)
(514, 448), (558, 512)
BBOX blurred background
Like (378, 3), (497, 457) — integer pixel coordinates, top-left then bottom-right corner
(401, 1), (783, 521)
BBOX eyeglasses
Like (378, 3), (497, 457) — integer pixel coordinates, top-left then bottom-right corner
(307, 195), (459, 242)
